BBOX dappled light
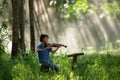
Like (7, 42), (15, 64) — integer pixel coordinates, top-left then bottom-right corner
(1, 0), (119, 52)
(31, 0), (120, 53)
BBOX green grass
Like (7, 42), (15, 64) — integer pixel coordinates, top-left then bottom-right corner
(0, 51), (120, 80)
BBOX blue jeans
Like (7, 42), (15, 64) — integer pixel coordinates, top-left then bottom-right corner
(40, 59), (59, 72)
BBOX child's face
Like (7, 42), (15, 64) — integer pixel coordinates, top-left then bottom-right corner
(43, 37), (49, 43)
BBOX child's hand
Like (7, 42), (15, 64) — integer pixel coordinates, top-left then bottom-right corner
(46, 47), (51, 49)
(57, 46), (61, 48)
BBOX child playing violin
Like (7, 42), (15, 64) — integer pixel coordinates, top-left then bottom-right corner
(37, 34), (67, 72)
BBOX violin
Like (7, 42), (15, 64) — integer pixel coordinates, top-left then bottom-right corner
(46, 43), (67, 48)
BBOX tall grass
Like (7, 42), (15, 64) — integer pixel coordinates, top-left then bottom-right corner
(0, 51), (120, 80)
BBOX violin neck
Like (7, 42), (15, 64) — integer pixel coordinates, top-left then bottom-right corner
(53, 43), (67, 48)
(47, 43), (67, 48)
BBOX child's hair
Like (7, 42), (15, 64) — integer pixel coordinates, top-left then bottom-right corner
(40, 34), (49, 42)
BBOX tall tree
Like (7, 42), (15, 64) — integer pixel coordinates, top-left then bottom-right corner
(29, 0), (35, 51)
(11, 0), (19, 57)
(18, 0), (25, 52)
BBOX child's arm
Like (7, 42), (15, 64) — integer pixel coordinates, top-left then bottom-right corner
(51, 47), (60, 54)
(37, 47), (51, 52)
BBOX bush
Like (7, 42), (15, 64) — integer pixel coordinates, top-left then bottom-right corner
(0, 51), (120, 80)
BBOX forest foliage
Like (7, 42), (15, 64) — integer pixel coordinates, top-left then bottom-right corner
(50, 0), (120, 18)
(0, 51), (120, 80)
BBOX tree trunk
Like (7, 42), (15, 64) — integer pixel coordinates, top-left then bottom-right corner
(11, 0), (19, 58)
(29, 0), (35, 51)
(18, 0), (25, 52)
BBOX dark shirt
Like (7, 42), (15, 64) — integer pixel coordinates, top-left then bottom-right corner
(37, 44), (52, 62)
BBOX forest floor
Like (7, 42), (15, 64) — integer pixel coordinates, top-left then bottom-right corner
(0, 49), (120, 80)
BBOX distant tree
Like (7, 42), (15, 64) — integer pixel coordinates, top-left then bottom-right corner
(11, 0), (19, 57)
(18, 0), (25, 52)
(29, 0), (35, 51)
